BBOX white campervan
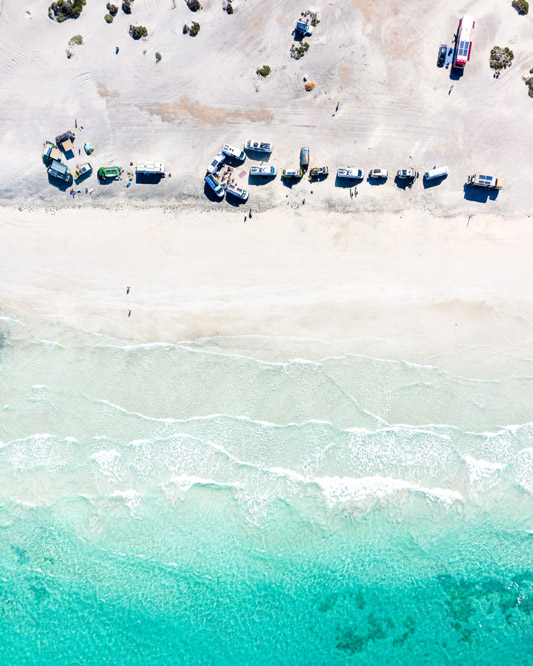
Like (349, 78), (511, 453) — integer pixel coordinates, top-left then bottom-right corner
(222, 143), (246, 162)
(424, 166), (449, 180)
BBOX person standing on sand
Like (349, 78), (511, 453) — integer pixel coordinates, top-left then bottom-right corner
(128, 310), (131, 317)
(126, 286), (130, 294)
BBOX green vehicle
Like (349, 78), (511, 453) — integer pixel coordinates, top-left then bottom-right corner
(282, 168), (303, 179)
(97, 166), (121, 181)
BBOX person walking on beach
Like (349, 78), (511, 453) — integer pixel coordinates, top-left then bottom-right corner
(126, 286), (130, 294)
(128, 310), (131, 317)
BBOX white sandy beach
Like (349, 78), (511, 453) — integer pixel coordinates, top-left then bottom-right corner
(1, 205), (533, 376)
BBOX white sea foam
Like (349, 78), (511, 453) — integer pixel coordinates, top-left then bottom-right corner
(314, 475), (463, 508)
(89, 449), (123, 482)
(111, 489), (142, 517)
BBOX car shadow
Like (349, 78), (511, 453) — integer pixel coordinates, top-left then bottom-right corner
(308, 174), (328, 183)
(223, 155), (246, 168)
(394, 176), (414, 190)
(47, 174), (72, 191)
(367, 176), (387, 186)
(244, 148), (272, 162)
(334, 176), (356, 188)
(248, 174), (276, 186)
(423, 176), (448, 189)
(74, 172), (92, 184)
(292, 30), (304, 42)
(463, 184), (499, 203)
(226, 193), (247, 207)
(281, 177), (301, 189)
(136, 173), (164, 184)
(449, 65), (464, 81)
(203, 182), (224, 202)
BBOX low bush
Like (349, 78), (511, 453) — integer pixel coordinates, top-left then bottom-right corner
(290, 41), (310, 60)
(69, 35), (83, 45)
(490, 45), (514, 69)
(122, 0), (134, 14)
(224, 1), (233, 14)
(189, 21), (200, 36)
(104, 13), (114, 23)
(129, 24), (148, 39)
(48, 0), (86, 22)
(185, 0), (202, 11)
(512, 0), (529, 14)
(155, 52), (162, 63)
(183, 24), (189, 33)
(256, 65), (271, 77)
(107, 3), (118, 16)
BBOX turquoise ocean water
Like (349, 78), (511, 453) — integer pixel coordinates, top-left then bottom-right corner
(0, 315), (532, 664)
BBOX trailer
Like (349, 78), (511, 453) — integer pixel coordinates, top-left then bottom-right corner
(467, 174), (503, 189)
(136, 162), (165, 175)
(453, 16), (475, 69)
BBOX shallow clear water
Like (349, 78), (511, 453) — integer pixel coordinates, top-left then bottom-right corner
(0, 316), (532, 664)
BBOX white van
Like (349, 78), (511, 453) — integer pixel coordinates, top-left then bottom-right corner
(424, 166), (449, 181)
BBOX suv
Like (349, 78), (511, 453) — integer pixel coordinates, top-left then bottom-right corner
(206, 153), (225, 175)
(295, 20), (313, 36)
(369, 168), (388, 179)
(396, 168), (419, 180)
(337, 167), (364, 179)
(437, 45), (447, 67)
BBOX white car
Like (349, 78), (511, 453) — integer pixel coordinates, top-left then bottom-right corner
(222, 143), (246, 162)
(337, 167), (364, 179)
(226, 183), (249, 201)
(246, 140), (273, 154)
(206, 153), (225, 175)
(369, 168), (388, 179)
(397, 168), (419, 180)
(205, 173), (225, 198)
(250, 165), (277, 177)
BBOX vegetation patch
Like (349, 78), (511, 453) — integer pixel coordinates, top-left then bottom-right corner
(256, 65), (271, 77)
(189, 21), (201, 36)
(301, 9), (320, 27)
(48, 0), (86, 22)
(68, 34), (83, 45)
(223, 1), (233, 13)
(290, 41), (310, 60)
(185, 0), (202, 10)
(512, 0), (529, 14)
(104, 13), (114, 23)
(122, 0), (134, 14)
(129, 24), (148, 39)
(155, 52), (162, 63)
(107, 3), (119, 16)
(490, 45), (514, 70)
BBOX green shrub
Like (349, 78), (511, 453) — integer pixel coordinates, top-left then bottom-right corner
(68, 35), (83, 45)
(185, 0), (202, 11)
(48, 0), (86, 22)
(155, 51), (162, 63)
(189, 21), (200, 36)
(290, 41), (310, 60)
(490, 45), (514, 70)
(122, 0), (134, 14)
(225, 1), (233, 13)
(256, 65), (271, 77)
(107, 3), (118, 16)
(183, 24), (189, 33)
(104, 13), (114, 23)
(512, 0), (529, 14)
(129, 24), (148, 39)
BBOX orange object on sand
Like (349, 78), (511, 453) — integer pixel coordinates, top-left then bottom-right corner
(305, 82), (315, 91)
